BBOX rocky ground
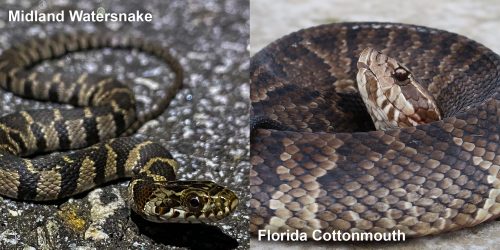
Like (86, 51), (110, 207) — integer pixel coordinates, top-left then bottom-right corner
(0, 0), (249, 249)
(250, 0), (500, 249)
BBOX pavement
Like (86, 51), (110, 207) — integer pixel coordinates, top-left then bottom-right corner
(0, 0), (249, 249)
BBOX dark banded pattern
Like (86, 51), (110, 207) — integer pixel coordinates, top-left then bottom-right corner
(0, 33), (238, 223)
(250, 22), (500, 237)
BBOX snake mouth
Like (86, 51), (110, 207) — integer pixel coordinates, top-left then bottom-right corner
(357, 48), (372, 70)
(356, 61), (369, 71)
(230, 197), (239, 211)
(130, 180), (239, 223)
(357, 48), (381, 87)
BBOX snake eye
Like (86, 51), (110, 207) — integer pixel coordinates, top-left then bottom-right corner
(393, 67), (410, 84)
(184, 192), (207, 213)
(189, 196), (201, 208)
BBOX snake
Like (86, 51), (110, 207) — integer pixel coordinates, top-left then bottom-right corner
(0, 32), (238, 223)
(250, 22), (500, 237)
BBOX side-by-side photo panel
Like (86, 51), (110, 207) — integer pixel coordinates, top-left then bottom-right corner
(0, 0), (249, 249)
(250, 0), (500, 249)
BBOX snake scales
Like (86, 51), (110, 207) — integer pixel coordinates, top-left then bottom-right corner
(0, 32), (238, 223)
(250, 22), (500, 237)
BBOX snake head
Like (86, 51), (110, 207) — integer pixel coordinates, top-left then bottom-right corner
(356, 47), (441, 130)
(129, 179), (238, 223)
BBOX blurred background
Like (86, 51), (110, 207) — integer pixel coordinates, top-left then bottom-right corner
(250, 0), (500, 249)
(251, 0), (500, 55)
(0, 0), (249, 249)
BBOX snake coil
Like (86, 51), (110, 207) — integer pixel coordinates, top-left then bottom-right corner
(250, 22), (500, 237)
(0, 32), (238, 223)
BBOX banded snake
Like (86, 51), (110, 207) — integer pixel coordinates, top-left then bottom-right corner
(250, 22), (500, 237)
(0, 32), (238, 223)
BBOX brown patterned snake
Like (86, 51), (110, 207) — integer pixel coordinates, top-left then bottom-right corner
(250, 22), (500, 237)
(0, 32), (238, 223)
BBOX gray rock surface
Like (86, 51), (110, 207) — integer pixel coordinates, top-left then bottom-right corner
(250, 0), (500, 249)
(0, 0), (249, 249)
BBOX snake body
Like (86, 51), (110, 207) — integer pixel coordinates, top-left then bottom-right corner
(250, 22), (500, 237)
(0, 33), (238, 223)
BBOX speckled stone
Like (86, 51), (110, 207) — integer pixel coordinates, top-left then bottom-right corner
(0, 0), (249, 249)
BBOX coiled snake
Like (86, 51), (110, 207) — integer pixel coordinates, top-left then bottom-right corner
(0, 32), (238, 223)
(250, 22), (500, 237)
